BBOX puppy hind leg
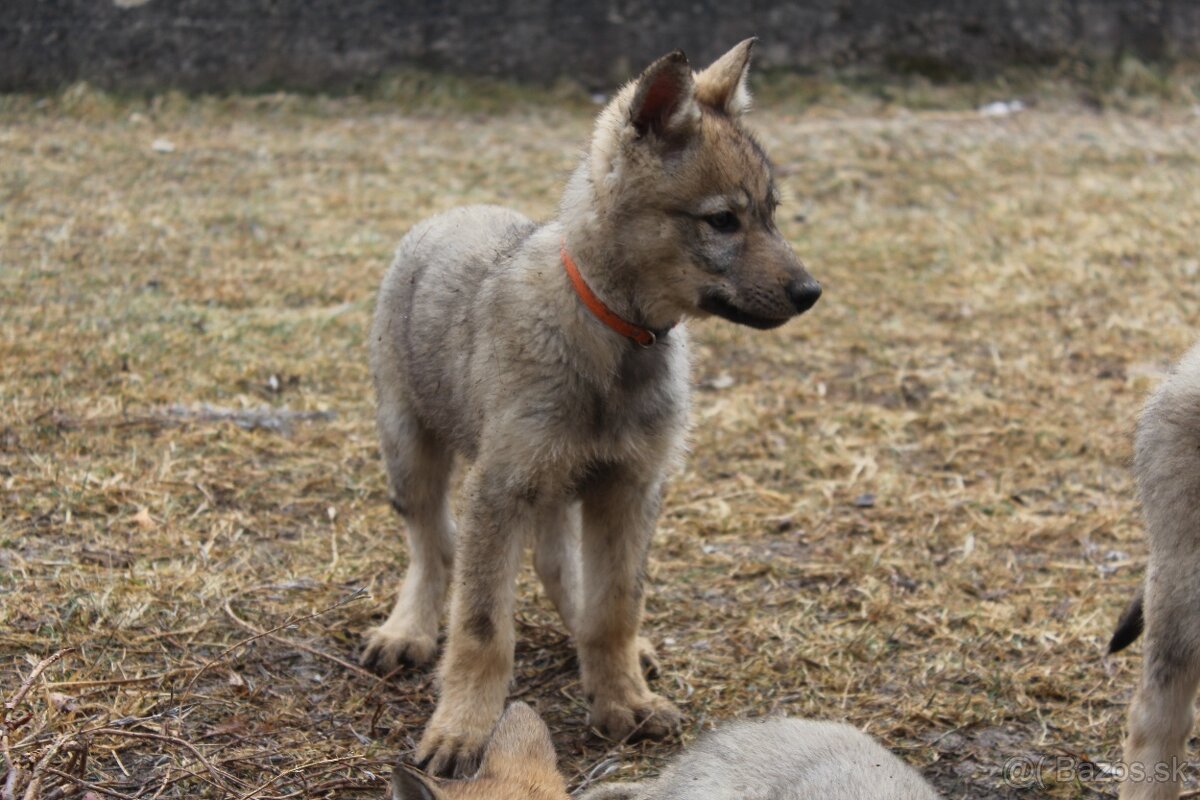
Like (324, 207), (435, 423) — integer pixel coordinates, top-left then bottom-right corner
(535, 504), (660, 679)
(534, 502), (583, 634)
(362, 406), (455, 673)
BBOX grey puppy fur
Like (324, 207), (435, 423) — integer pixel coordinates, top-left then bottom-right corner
(364, 38), (820, 777)
(578, 718), (940, 800)
(1108, 341), (1200, 800)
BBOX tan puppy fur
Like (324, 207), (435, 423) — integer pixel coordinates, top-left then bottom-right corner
(1109, 342), (1200, 800)
(366, 39), (820, 776)
(389, 705), (940, 800)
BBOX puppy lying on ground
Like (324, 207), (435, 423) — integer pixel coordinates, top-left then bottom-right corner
(389, 703), (940, 800)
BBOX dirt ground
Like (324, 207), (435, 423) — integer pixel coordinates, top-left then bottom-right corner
(2, 76), (1199, 799)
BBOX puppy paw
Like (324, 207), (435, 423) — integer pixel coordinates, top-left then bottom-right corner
(415, 713), (493, 778)
(360, 625), (438, 673)
(590, 692), (682, 742)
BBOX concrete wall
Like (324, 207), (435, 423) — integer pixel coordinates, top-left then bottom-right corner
(3, 0), (1197, 93)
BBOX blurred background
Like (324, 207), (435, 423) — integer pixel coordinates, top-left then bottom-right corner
(5, 0), (1200, 93)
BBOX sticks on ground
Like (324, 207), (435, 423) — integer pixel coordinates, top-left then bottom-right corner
(2, 649), (75, 800)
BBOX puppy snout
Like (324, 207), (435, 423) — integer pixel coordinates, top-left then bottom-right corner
(786, 278), (822, 314)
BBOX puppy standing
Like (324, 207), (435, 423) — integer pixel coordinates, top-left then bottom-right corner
(365, 39), (821, 776)
(389, 703), (940, 800)
(1109, 342), (1200, 800)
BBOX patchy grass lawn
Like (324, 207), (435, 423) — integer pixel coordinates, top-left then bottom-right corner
(2, 79), (1198, 799)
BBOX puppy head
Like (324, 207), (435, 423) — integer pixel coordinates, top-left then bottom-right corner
(586, 39), (820, 329)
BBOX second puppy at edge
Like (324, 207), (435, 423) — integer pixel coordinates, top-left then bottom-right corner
(365, 38), (821, 776)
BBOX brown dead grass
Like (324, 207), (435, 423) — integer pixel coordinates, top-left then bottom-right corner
(2, 79), (1199, 799)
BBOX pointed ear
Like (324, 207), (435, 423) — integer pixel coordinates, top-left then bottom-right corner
(477, 703), (558, 776)
(629, 50), (699, 140)
(694, 37), (757, 116)
(391, 763), (440, 800)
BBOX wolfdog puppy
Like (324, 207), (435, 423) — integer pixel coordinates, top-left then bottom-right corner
(366, 38), (821, 776)
(579, 718), (940, 800)
(388, 704), (939, 800)
(1108, 342), (1200, 800)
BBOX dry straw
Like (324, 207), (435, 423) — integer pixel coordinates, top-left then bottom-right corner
(2, 77), (1199, 797)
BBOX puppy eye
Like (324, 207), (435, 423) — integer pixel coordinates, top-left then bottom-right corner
(704, 211), (740, 233)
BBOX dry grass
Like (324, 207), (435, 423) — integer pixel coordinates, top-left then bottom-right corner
(2, 77), (1199, 799)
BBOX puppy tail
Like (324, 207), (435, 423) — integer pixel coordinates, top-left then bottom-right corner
(1108, 587), (1145, 653)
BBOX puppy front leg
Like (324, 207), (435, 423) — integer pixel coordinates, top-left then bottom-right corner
(416, 464), (530, 778)
(578, 470), (681, 741)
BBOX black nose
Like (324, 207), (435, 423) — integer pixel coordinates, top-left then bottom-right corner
(786, 279), (822, 313)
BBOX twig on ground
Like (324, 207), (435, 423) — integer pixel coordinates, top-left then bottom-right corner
(223, 595), (376, 682)
(232, 755), (361, 800)
(4, 650), (75, 723)
(87, 729), (242, 795)
(565, 707), (665, 794)
(45, 670), (194, 690)
(2, 764), (23, 800)
(180, 588), (367, 698)
(2, 649), (75, 800)
(42, 767), (140, 800)
(21, 733), (68, 800)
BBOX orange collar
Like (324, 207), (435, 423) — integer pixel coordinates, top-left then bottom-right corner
(561, 241), (661, 347)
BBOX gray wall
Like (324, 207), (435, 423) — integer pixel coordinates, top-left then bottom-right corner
(3, 0), (1197, 93)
